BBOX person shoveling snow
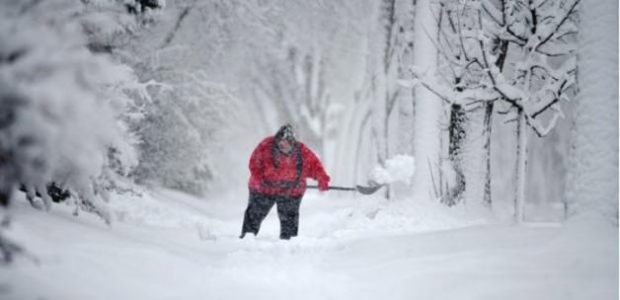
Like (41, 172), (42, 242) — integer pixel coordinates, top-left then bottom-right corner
(240, 124), (331, 240)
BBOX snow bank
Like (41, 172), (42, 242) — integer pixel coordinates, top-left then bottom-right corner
(1, 188), (615, 300)
(103, 186), (479, 243)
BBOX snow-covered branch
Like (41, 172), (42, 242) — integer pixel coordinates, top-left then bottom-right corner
(534, 0), (581, 53)
(412, 0), (577, 169)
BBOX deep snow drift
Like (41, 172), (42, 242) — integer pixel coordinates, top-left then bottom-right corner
(0, 188), (616, 300)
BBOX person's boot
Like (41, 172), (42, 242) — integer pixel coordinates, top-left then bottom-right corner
(239, 232), (257, 239)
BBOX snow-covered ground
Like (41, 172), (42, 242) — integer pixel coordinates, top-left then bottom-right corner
(0, 189), (617, 300)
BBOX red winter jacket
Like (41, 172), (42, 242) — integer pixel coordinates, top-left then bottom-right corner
(248, 137), (330, 197)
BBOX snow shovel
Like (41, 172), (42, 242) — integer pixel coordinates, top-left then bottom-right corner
(306, 184), (385, 195)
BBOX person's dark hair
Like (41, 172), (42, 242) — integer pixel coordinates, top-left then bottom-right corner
(275, 124), (296, 142)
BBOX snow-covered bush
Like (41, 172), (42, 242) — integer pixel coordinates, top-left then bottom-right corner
(0, 0), (168, 262)
(0, 5), (142, 219)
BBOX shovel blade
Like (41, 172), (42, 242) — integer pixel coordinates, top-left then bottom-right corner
(355, 184), (385, 195)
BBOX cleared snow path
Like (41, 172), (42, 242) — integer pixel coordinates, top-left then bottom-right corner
(0, 189), (617, 300)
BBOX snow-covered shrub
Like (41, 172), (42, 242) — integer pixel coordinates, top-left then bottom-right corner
(0, 8), (140, 220)
(0, 0), (165, 263)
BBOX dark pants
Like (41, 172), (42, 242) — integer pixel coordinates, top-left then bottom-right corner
(240, 190), (303, 240)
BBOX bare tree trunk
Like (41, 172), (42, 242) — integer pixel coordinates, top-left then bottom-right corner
(482, 34), (508, 207)
(444, 103), (466, 206)
(482, 102), (494, 207)
(515, 109), (527, 223)
(384, 112), (391, 199)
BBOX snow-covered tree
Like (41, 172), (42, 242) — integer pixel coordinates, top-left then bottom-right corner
(0, 0), (165, 262)
(346, 0), (416, 199)
(102, 0), (241, 194)
(406, 0), (578, 220)
(0, 0), (146, 214)
(364, 0), (398, 198)
(379, 0), (417, 199)
(565, 0), (618, 224)
(410, 0), (443, 201)
(130, 70), (239, 195)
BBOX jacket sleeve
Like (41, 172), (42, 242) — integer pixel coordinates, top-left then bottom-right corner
(249, 138), (269, 179)
(300, 143), (330, 183)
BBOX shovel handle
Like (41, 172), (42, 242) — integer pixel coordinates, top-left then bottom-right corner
(306, 185), (356, 191)
(307, 184), (385, 195)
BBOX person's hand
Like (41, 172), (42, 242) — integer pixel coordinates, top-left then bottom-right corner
(318, 178), (329, 192)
